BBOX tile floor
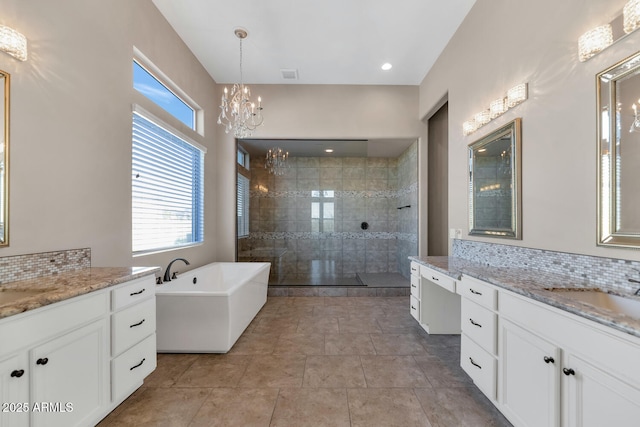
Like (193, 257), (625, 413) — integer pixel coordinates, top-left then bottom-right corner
(98, 296), (512, 426)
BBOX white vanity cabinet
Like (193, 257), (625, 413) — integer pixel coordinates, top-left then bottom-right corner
(31, 319), (109, 427)
(499, 318), (560, 427)
(0, 353), (29, 427)
(409, 262), (420, 322)
(0, 291), (109, 427)
(0, 273), (157, 427)
(498, 285), (640, 427)
(415, 263), (460, 334)
(459, 276), (498, 402)
(110, 277), (157, 404)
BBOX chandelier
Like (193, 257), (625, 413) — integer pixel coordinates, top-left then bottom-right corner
(265, 147), (289, 176)
(631, 102), (640, 133)
(217, 28), (264, 138)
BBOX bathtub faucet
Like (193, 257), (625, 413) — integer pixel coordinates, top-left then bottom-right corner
(164, 258), (190, 282)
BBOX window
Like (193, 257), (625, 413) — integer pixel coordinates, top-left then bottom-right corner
(132, 108), (205, 253)
(311, 190), (335, 232)
(237, 147), (249, 168)
(237, 174), (250, 238)
(133, 60), (195, 130)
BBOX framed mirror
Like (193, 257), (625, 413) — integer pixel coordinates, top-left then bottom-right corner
(0, 70), (8, 247)
(468, 118), (522, 239)
(597, 52), (640, 248)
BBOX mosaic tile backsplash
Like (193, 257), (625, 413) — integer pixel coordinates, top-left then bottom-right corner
(452, 239), (640, 294)
(0, 248), (91, 284)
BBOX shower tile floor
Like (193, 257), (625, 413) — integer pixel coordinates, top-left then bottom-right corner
(98, 296), (512, 427)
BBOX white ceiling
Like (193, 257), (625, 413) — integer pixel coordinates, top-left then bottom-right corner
(152, 0), (476, 86)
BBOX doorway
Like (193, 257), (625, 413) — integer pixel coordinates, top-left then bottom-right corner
(427, 102), (448, 256)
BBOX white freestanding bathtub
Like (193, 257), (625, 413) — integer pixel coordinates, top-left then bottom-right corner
(156, 262), (270, 353)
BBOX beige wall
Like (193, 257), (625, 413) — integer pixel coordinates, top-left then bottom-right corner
(419, 0), (640, 261)
(0, 0), (425, 268)
(0, 0), (221, 269)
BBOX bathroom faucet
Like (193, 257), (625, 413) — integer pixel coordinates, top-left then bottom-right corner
(164, 258), (190, 282)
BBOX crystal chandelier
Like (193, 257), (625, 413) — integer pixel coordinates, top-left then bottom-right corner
(631, 102), (640, 133)
(265, 147), (289, 176)
(217, 28), (264, 139)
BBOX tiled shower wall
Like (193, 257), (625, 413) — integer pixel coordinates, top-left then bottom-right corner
(396, 143), (418, 278)
(238, 142), (418, 283)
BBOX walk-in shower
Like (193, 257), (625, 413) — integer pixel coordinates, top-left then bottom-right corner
(236, 140), (418, 287)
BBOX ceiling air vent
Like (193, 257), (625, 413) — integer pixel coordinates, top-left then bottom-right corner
(281, 69), (298, 80)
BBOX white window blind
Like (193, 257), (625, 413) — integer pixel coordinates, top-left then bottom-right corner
(132, 111), (204, 253)
(237, 174), (250, 238)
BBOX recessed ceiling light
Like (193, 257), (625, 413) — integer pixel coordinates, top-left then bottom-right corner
(325, 148), (334, 153)
(381, 63), (393, 71)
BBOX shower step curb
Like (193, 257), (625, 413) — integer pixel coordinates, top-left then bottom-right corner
(267, 286), (410, 297)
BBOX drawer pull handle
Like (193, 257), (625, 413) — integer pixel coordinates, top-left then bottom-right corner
(10, 369), (24, 378)
(544, 356), (555, 364)
(130, 288), (146, 296)
(469, 318), (482, 327)
(130, 358), (146, 371)
(431, 276), (439, 281)
(411, 284), (417, 288)
(469, 357), (482, 369)
(130, 319), (146, 328)
(36, 358), (48, 366)
(411, 305), (417, 310)
(469, 288), (483, 296)
(563, 368), (575, 376)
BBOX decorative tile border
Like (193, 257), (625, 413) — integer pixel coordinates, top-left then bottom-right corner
(249, 231), (417, 242)
(250, 182), (417, 200)
(452, 239), (640, 293)
(0, 248), (91, 284)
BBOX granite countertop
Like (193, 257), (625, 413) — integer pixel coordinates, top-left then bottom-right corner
(0, 266), (160, 320)
(410, 256), (640, 339)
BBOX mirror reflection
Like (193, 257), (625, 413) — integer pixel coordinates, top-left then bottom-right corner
(0, 70), (7, 246)
(598, 52), (640, 247)
(468, 118), (522, 239)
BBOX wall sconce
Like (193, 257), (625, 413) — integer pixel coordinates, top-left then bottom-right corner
(578, 0), (640, 62)
(0, 24), (27, 61)
(578, 25), (613, 62)
(624, 0), (640, 34)
(462, 83), (528, 136)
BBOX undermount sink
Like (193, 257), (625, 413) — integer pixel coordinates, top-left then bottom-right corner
(0, 288), (51, 305)
(546, 288), (640, 320)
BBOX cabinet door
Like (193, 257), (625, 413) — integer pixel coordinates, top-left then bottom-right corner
(565, 353), (640, 427)
(31, 319), (109, 427)
(499, 319), (561, 427)
(0, 353), (29, 427)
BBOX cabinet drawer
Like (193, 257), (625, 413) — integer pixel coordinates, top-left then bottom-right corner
(461, 298), (497, 355)
(460, 277), (497, 310)
(421, 266), (456, 293)
(410, 275), (420, 299)
(0, 291), (108, 357)
(410, 296), (420, 321)
(112, 298), (156, 357)
(112, 333), (156, 401)
(410, 262), (420, 277)
(112, 276), (155, 311)
(461, 334), (496, 401)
